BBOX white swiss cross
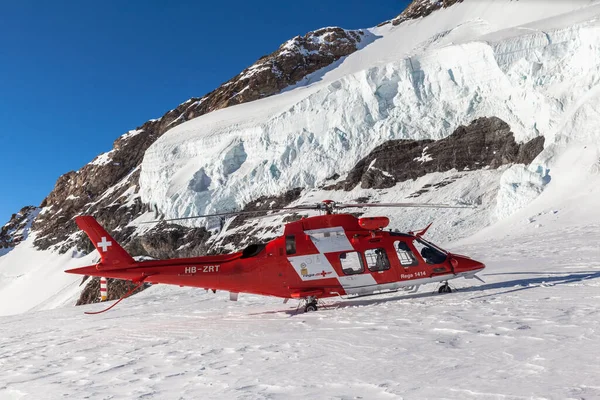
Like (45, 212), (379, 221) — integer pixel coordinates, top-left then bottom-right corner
(97, 237), (112, 253)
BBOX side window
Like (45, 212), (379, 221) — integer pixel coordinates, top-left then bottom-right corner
(413, 239), (447, 264)
(285, 235), (296, 255)
(394, 240), (419, 267)
(339, 252), (364, 275)
(364, 248), (390, 272)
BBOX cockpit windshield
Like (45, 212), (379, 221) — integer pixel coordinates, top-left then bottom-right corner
(413, 238), (447, 265)
(417, 238), (448, 255)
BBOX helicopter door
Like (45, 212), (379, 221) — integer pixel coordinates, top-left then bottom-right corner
(339, 251), (364, 275)
(393, 240), (419, 267)
(336, 251), (376, 295)
(363, 247), (399, 284)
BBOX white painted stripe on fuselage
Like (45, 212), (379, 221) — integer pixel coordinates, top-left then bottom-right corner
(343, 269), (486, 295)
(288, 254), (338, 281)
(287, 253), (379, 290)
(338, 274), (377, 289)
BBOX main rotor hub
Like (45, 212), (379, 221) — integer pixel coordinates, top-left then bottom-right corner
(319, 200), (336, 215)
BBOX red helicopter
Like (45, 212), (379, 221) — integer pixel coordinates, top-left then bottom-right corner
(66, 200), (485, 312)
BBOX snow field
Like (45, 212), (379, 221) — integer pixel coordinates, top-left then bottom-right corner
(2, 224), (600, 399)
(0, 237), (96, 317)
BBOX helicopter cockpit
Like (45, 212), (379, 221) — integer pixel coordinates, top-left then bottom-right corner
(412, 238), (447, 264)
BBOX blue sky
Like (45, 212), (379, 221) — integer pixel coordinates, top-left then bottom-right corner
(0, 0), (409, 224)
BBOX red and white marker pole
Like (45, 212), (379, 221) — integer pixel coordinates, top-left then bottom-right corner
(100, 277), (107, 301)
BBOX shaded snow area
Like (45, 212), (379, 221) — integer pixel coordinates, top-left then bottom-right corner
(2, 213), (600, 399)
(0, 237), (98, 316)
(140, 0), (600, 223)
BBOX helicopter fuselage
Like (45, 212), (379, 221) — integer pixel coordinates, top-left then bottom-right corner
(67, 214), (485, 302)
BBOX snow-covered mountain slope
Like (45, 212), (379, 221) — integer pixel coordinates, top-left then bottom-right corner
(0, 206), (38, 256)
(0, 237), (96, 316)
(140, 0), (600, 224)
(3, 0), (600, 318)
(2, 200), (600, 399)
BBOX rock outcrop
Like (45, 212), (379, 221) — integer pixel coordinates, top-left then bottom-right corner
(385, 0), (464, 26)
(199, 27), (367, 110)
(75, 276), (148, 306)
(0, 206), (39, 254)
(334, 117), (545, 191)
(126, 224), (213, 260)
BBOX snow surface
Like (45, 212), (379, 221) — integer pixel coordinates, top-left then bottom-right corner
(120, 129), (143, 141)
(0, 235), (97, 316)
(89, 150), (115, 167)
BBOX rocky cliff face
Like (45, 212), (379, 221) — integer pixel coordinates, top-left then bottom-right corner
(388, 0), (464, 26)
(202, 27), (368, 109)
(30, 27), (368, 256)
(0, 206), (39, 255)
(334, 117), (544, 191)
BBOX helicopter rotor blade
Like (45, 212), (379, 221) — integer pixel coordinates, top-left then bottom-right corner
(141, 201), (476, 224)
(334, 202), (476, 209)
(246, 209), (311, 221)
(141, 204), (321, 224)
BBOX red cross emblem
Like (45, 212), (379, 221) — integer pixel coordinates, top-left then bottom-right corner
(320, 270), (327, 277)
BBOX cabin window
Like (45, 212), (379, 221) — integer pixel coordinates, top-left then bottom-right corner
(285, 235), (296, 255)
(413, 239), (447, 265)
(364, 248), (391, 272)
(394, 240), (419, 267)
(339, 251), (364, 275)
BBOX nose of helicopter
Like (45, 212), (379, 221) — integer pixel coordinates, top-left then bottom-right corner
(449, 254), (485, 275)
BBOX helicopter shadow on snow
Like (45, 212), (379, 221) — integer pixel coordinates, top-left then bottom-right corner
(248, 288), (457, 316)
(463, 270), (600, 299)
(250, 270), (600, 316)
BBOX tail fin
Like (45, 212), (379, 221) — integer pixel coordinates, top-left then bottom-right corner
(76, 216), (135, 270)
